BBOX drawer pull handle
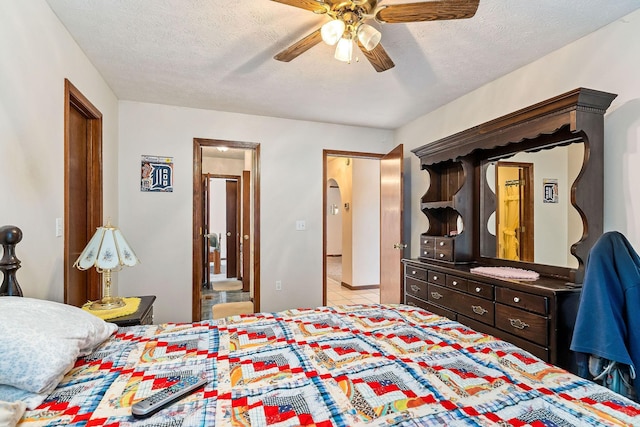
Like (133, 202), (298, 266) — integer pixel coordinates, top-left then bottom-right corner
(439, 241), (445, 246)
(407, 302), (416, 307)
(513, 297), (520, 303)
(452, 281), (458, 286)
(475, 287), (481, 293)
(423, 251), (428, 255)
(410, 284), (420, 293)
(439, 253), (445, 258)
(411, 270), (416, 275)
(431, 291), (443, 300)
(509, 318), (529, 330)
(472, 305), (488, 316)
(433, 275), (439, 281)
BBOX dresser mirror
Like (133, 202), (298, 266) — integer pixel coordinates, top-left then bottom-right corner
(479, 142), (584, 269)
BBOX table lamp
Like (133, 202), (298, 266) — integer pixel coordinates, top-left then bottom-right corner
(73, 220), (140, 310)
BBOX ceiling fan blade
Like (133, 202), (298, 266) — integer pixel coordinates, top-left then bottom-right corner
(375, 0), (479, 24)
(274, 28), (323, 62)
(356, 40), (395, 72)
(271, 0), (328, 14)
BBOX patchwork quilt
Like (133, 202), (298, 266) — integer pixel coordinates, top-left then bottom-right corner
(19, 305), (640, 426)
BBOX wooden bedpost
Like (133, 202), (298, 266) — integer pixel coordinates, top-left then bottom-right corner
(0, 225), (23, 297)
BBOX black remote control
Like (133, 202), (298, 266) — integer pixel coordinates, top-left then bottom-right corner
(131, 375), (208, 419)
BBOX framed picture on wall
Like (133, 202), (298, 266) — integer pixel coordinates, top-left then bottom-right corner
(543, 178), (558, 203)
(141, 155), (173, 192)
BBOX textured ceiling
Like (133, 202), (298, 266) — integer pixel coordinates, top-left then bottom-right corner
(45, 0), (640, 129)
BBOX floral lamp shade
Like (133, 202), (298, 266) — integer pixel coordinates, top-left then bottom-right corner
(74, 220), (140, 310)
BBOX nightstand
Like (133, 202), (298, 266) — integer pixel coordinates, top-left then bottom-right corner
(110, 295), (156, 327)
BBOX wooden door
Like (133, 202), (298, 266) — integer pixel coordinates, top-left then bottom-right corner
(64, 80), (102, 307)
(202, 173), (211, 287)
(380, 144), (404, 304)
(242, 170), (251, 291)
(225, 180), (239, 278)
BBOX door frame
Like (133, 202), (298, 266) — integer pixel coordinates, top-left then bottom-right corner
(64, 79), (103, 305)
(192, 138), (260, 321)
(322, 150), (385, 305)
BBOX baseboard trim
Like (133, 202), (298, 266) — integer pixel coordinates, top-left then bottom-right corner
(340, 282), (380, 291)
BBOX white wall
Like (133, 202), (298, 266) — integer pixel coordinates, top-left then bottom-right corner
(352, 158), (380, 287)
(397, 8), (640, 259)
(0, 1), (119, 301)
(118, 102), (394, 322)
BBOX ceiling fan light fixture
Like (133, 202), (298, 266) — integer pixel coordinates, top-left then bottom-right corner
(357, 24), (381, 51)
(321, 19), (345, 46)
(334, 37), (353, 63)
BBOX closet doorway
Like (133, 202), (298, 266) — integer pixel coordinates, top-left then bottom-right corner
(192, 139), (260, 322)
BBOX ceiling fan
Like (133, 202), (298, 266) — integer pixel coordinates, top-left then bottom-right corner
(271, 0), (480, 72)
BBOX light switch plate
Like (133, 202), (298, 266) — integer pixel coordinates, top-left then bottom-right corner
(55, 218), (63, 237)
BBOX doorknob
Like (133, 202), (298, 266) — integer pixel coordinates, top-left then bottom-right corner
(244, 235), (249, 240)
(227, 232), (232, 237)
(393, 243), (407, 249)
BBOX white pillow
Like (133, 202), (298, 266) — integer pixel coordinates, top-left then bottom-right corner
(0, 385), (45, 411)
(0, 297), (117, 395)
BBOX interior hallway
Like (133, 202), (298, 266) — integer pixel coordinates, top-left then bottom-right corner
(201, 259), (252, 320)
(326, 256), (380, 306)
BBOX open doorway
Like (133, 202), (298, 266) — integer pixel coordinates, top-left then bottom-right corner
(323, 145), (405, 307)
(193, 139), (260, 322)
(495, 161), (534, 261)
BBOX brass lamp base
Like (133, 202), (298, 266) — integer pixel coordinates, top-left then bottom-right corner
(89, 296), (126, 310)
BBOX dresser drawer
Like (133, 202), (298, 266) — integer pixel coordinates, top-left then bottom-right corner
(419, 245), (435, 259)
(458, 293), (494, 326)
(468, 280), (494, 300)
(496, 288), (548, 315)
(427, 270), (446, 286)
(434, 249), (453, 261)
(495, 303), (548, 346)
(428, 284), (494, 326)
(427, 283), (460, 307)
(446, 275), (467, 292)
(434, 237), (453, 251)
(405, 277), (428, 300)
(405, 294), (457, 321)
(405, 265), (427, 282)
(464, 317), (549, 362)
(421, 235), (435, 248)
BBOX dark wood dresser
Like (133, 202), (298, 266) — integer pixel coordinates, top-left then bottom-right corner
(403, 259), (580, 371)
(404, 88), (617, 374)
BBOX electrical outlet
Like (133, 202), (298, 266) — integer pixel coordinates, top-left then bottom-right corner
(275, 280), (282, 291)
(295, 220), (306, 231)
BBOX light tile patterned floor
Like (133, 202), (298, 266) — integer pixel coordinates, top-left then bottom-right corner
(326, 255), (380, 306)
(326, 277), (380, 306)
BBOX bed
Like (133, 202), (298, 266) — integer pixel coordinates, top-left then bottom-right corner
(1, 228), (640, 426)
(1, 299), (639, 426)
